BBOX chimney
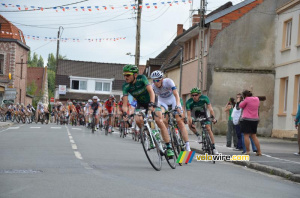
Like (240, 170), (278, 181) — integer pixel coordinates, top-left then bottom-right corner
(192, 14), (201, 26)
(177, 24), (183, 36)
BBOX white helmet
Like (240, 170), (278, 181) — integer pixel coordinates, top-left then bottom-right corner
(92, 96), (98, 100)
(150, 70), (163, 79)
(88, 99), (92, 103)
(97, 99), (100, 102)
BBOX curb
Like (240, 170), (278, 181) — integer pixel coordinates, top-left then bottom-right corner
(0, 122), (14, 129)
(191, 147), (300, 183)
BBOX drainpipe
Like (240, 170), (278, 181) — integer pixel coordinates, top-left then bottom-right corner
(175, 42), (184, 97)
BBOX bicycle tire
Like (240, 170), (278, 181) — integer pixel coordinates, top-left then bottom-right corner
(172, 130), (183, 166)
(205, 133), (215, 164)
(16, 116), (20, 123)
(105, 122), (108, 135)
(91, 117), (95, 134)
(120, 127), (123, 138)
(140, 127), (162, 171)
(165, 129), (176, 169)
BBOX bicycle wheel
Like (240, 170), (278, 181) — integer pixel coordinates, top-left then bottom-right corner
(140, 127), (162, 171)
(16, 116), (20, 123)
(165, 130), (176, 169)
(120, 127), (123, 138)
(205, 132), (215, 164)
(171, 129), (183, 166)
(91, 117), (95, 134)
(105, 123), (108, 136)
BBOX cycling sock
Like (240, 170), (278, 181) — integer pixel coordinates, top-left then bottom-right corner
(97, 124), (99, 128)
(166, 143), (172, 149)
(185, 141), (190, 147)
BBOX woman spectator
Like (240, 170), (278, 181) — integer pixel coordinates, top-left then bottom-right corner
(236, 90), (262, 156)
(294, 99), (300, 156)
(225, 97), (237, 148)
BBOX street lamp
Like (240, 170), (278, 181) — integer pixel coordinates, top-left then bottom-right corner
(126, 52), (135, 57)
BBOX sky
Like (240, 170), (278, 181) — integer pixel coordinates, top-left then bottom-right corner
(1, 0), (244, 65)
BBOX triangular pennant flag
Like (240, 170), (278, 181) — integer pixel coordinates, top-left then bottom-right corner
(131, 4), (136, 9)
(81, 6), (85, 11)
(167, 1), (172, 6)
(73, 7), (78, 11)
(146, 3), (150, 8)
(123, 5), (128, 9)
(153, 3), (158, 8)
(87, 6), (92, 11)
(103, 6), (107, 10)
(95, 6), (99, 10)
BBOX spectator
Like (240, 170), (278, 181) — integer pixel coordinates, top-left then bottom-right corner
(225, 97), (237, 148)
(294, 99), (300, 156)
(232, 93), (257, 153)
(236, 90), (262, 156)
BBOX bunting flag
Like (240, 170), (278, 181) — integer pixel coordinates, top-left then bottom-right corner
(1, 30), (127, 43)
(0, 1), (191, 12)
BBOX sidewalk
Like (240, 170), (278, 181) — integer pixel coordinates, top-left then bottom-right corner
(189, 135), (300, 183)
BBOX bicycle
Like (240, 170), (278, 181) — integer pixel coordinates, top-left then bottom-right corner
(165, 109), (186, 165)
(137, 109), (176, 171)
(193, 116), (216, 164)
(104, 113), (113, 136)
(90, 112), (97, 134)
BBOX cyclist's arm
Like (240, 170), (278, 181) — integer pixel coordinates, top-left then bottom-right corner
(146, 85), (155, 103)
(187, 110), (193, 126)
(172, 89), (181, 107)
(207, 104), (215, 118)
(122, 96), (129, 114)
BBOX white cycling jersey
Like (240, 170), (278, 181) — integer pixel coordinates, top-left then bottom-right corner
(152, 78), (180, 110)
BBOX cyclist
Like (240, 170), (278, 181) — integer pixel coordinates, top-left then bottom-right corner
(36, 102), (44, 121)
(89, 96), (101, 130)
(150, 70), (191, 151)
(186, 87), (219, 154)
(117, 95), (131, 133)
(104, 95), (116, 132)
(85, 99), (92, 127)
(122, 64), (174, 157)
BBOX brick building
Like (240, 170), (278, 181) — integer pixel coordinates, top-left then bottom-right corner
(0, 15), (29, 104)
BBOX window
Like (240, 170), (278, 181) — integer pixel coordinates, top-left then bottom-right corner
(278, 77), (289, 115)
(298, 15), (300, 45)
(71, 80), (87, 90)
(0, 54), (4, 74)
(95, 82), (102, 91)
(95, 82), (111, 92)
(195, 38), (198, 58)
(282, 19), (292, 49)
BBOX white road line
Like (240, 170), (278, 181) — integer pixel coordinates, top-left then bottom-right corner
(74, 151), (83, 160)
(30, 127), (41, 129)
(72, 128), (82, 130)
(8, 127), (19, 129)
(71, 144), (78, 150)
(70, 139), (75, 144)
(51, 127), (61, 129)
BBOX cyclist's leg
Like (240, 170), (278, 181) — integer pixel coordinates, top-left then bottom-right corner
(153, 108), (169, 143)
(205, 124), (215, 144)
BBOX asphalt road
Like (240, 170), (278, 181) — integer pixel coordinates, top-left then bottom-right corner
(0, 123), (299, 198)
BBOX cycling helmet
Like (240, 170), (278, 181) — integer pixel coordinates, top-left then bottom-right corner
(88, 99), (92, 103)
(38, 102), (42, 105)
(109, 94), (115, 99)
(92, 96), (98, 100)
(69, 102), (73, 105)
(190, 87), (201, 94)
(123, 64), (139, 74)
(97, 99), (100, 102)
(150, 70), (163, 79)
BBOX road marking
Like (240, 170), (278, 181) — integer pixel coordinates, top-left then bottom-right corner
(74, 151), (83, 160)
(70, 139), (75, 144)
(71, 144), (77, 150)
(51, 127), (61, 129)
(72, 128), (82, 130)
(8, 127), (19, 129)
(30, 127), (41, 129)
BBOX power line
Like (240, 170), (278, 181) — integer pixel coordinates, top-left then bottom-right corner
(142, 5), (171, 22)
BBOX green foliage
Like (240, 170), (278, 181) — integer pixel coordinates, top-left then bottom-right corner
(47, 53), (56, 71)
(37, 55), (44, 67)
(47, 69), (55, 99)
(26, 80), (38, 96)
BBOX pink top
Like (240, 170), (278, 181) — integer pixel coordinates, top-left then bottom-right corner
(239, 97), (260, 119)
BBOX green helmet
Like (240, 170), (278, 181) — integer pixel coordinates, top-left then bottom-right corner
(123, 64), (139, 73)
(190, 87), (201, 94)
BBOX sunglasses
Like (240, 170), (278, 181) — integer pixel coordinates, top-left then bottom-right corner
(191, 94), (199, 97)
(123, 73), (133, 77)
(153, 79), (161, 83)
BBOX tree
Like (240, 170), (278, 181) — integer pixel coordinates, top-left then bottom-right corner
(30, 52), (39, 67)
(37, 55), (44, 67)
(47, 53), (67, 72)
(26, 80), (38, 96)
(47, 69), (55, 99)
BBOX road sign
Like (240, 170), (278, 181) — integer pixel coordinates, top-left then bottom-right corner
(4, 88), (17, 100)
(50, 97), (55, 105)
(59, 85), (66, 95)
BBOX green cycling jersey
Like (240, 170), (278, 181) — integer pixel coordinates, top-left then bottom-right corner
(186, 95), (210, 121)
(122, 75), (151, 104)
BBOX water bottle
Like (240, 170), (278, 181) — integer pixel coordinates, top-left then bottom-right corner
(152, 129), (160, 141)
(175, 128), (179, 135)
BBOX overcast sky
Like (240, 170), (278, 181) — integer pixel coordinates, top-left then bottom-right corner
(1, 0), (244, 65)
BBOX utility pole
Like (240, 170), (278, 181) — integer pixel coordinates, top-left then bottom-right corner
(135, 0), (142, 67)
(56, 26), (63, 71)
(197, 0), (206, 89)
